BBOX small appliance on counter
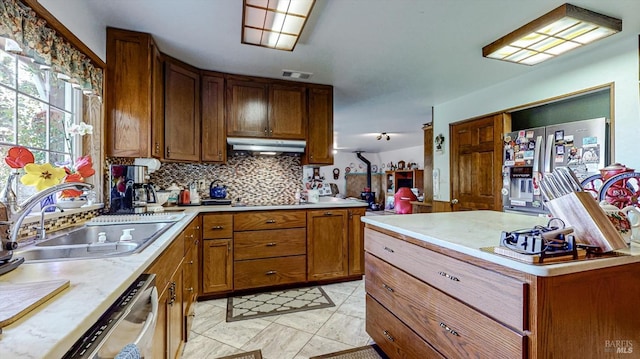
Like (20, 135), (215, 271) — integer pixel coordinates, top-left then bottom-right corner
(108, 165), (157, 214)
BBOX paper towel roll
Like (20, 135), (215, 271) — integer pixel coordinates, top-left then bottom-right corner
(134, 158), (161, 173)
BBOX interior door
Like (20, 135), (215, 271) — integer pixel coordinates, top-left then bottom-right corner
(450, 113), (507, 211)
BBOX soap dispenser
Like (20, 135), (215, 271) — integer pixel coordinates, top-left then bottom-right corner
(119, 228), (135, 241)
(98, 232), (107, 243)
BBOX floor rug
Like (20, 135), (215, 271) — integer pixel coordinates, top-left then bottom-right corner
(216, 350), (262, 359)
(310, 345), (388, 359)
(226, 286), (335, 322)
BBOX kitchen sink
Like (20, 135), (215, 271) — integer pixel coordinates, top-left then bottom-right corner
(15, 222), (176, 262)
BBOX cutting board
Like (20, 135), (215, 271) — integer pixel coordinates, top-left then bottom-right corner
(0, 279), (70, 327)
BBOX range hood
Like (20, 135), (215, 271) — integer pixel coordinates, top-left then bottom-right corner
(227, 137), (306, 153)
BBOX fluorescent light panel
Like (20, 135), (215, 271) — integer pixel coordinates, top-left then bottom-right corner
(483, 3), (621, 65)
(242, 0), (316, 51)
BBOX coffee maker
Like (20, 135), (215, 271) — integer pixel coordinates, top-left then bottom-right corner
(108, 165), (157, 214)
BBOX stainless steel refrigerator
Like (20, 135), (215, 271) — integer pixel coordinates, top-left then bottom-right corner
(502, 117), (609, 215)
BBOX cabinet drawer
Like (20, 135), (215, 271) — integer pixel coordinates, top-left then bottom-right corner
(366, 295), (444, 359)
(366, 253), (525, 359)
(234, 255), (306, 290)
(234, 211), (306, 231)
(202, 214), (233, 238)
(365, 228), (527, 330)
(234, 228), (306, 260)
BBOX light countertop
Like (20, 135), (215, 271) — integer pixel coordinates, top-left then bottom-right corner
(361, 210), (640, 277)
(0, 197), (365, 359)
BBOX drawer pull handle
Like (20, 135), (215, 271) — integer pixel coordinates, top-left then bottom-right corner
(266, 242), (277, 247)
(324, 212), (332, 216)
(382, 330), (395, 342)
(265, 270), (277, 275)
(439, 322), (460, 336)
(438, 271), (460, 282)
(383, 246), (394, 253)
(382, 284), (394, 292)
(212, 226), (224, 230)
(266, 219), (276, 224)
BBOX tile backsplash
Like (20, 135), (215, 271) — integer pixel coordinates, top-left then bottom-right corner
(107, 154), (303, 206)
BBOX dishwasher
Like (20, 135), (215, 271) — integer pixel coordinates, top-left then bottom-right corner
(63, 273), (158, 359)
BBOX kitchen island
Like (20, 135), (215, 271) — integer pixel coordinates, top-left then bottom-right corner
(0, 198), (367, 359)
(361, 211), (640, 358)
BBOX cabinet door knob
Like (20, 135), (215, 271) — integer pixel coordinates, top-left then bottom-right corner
(264, 128), (268, 135)
(166, 146), (171, 158)
(451, 198), (459, 204)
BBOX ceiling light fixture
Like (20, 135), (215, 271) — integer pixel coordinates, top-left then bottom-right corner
(377, 133), (390, 141)
(242, 0), (316, 51)
(482, 3), (621, 66)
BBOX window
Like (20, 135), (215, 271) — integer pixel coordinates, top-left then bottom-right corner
(0, 39), (83, 198)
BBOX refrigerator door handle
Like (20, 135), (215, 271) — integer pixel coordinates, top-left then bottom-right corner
(544, 134), (554, 173)
(532, 135), (544, 174)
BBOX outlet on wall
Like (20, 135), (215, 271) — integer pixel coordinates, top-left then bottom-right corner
(198, 179), (206, 191)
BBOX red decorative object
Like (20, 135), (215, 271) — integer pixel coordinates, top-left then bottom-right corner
(4, 146), (34, 169)
(394, 187), (417, 214)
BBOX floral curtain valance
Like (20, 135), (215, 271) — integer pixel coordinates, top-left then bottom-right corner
(0, 0), (103, 96)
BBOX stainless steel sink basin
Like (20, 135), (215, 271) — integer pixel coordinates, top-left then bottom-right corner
(16, 242), (139, 262)
(15, 222), (175, 262)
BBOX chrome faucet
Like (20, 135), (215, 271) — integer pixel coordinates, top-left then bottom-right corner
(0, 182), (94, 250)
(34, 204), (64, 241)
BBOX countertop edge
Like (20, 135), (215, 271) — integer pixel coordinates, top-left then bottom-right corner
(361, 212), (640, 277)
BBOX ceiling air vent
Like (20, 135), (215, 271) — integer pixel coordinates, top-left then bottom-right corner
(282, 70), (313, 79)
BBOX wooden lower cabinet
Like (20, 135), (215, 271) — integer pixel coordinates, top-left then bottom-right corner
(202, 238), (233, 293)
(183, 218), (200, 340)
(347, 208), (365, 275)
(145, 218), (196, 359)
(307, 209), (348, 280)
(199, 207), (366, 294)
(167, 268), (184, 359)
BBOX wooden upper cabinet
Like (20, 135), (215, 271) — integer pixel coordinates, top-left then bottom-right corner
(226, 76), (307, 140)
(201, 72), (226, 163)
(226, 78), (268, 138)
(268, 84), (307, 139)
(106, 28), (161, 158)
(151, 44), (165, 159)
(305, 85), (334, 165)
(164, 57), (200, 162)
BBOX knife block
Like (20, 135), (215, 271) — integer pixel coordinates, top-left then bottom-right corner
(545, 191), (627, 252)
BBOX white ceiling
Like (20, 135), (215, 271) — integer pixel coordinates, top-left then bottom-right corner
(81, 0), (639, 153)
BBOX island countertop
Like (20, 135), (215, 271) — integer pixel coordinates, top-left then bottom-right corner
(0, 197), (366, 359)
(361, 210), (640, 277)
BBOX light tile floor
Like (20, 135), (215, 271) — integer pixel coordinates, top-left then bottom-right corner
(182, 279), (374, 359)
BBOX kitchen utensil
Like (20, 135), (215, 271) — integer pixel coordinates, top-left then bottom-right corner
(555, 167), (583, 192)
(0, 279), (69, 327)
(209, 181), (227, 199)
